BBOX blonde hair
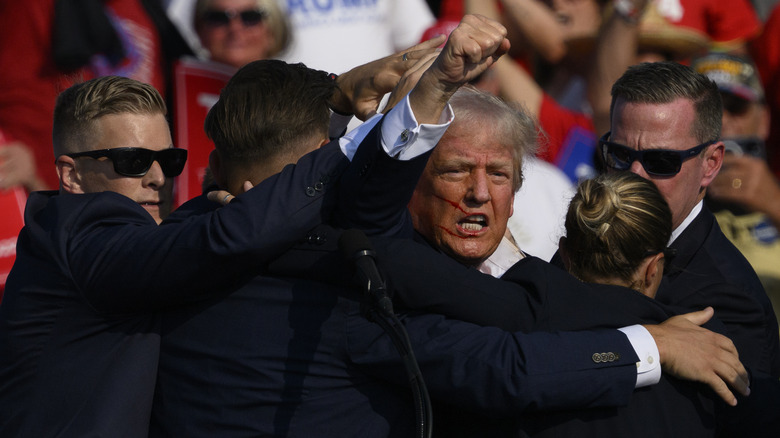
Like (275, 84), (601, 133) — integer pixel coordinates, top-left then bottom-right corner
(562, 172), (672, 287)
(52, 76), (166, 156)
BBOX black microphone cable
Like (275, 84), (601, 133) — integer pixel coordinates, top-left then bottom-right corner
(339, 229), (433, 438)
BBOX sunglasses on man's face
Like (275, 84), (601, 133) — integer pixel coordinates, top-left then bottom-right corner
(599, 132), (715, 177)
(202, 8), (266, 27)
(65, 147), (188, 177)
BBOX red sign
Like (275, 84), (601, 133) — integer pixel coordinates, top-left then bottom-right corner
(0, 187), (26, 296)
(172, 58), (235, 206)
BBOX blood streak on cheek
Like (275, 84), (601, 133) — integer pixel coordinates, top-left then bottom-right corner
(434, 195), (468, 239)
(434, 195), (467, 214)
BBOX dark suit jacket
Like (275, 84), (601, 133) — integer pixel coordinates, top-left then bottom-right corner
(659, 207), (780, 377)
(262, 227), (702, 436)
(0, 130), (385, 437)
(150, 265), (644, 437)
(366, 235), (724, 437)
(278, 229), (779, 437)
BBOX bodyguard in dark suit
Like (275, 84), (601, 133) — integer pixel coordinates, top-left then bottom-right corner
(0, 42), (450, 438)
(603, 61), (780, 378)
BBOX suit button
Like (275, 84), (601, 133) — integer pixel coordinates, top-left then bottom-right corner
(305, 187), (316, 197)
(307, 234), (322, 244)
(607, 352), (616, 362)
(592, 353), (602, 363)
(314, 181), (324, 191)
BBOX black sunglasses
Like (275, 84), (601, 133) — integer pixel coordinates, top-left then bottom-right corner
(65, 147), (187, 177)
(599, 132), (715, 177)
(202, 8), (266, 27)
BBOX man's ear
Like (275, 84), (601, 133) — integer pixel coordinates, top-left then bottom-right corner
(509, 192), (515, 218)
(56, 155), (83, 194)
(701, 142), (724, 188)
(316, 137), (329, 149)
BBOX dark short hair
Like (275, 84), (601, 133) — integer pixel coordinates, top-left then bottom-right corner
(53, 76), (167, 156)
(204, 60), (335, 163)
(610, 61), (722, 143)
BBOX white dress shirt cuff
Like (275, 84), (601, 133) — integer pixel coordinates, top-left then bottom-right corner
(619, 324), (661, 388)
(381, 93), (453, 160)
(338, 93), (453, 161)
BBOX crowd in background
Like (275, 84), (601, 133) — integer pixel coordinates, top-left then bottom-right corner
(1, 0), (780, 436)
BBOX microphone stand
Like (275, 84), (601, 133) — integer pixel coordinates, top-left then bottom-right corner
(365, 295), (432, 438)
(342, 231), (433, 438)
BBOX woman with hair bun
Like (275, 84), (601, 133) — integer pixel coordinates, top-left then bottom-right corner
(559, 172), (673, 298)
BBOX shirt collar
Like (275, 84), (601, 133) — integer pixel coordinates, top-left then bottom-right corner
(477, 235), (525, 278)
(669, 200), (703, 244)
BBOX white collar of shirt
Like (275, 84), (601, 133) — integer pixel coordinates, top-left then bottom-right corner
(669, 200), (703, 245)
(477, 236), (525, 278)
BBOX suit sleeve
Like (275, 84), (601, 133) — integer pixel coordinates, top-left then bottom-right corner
(345, 303), (640, 414)
(64, 141), (350, 313)
(335, 95), (450, 238)
(374, 237), (673, 332)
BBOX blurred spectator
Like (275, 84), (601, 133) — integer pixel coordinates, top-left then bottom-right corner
(0, 0), (191, 192)
(653, 0), (761, 53)
(506, 156), (575, 261)
(693, 52), (780, 325)
(278, 0), (436, 74)
(750, 3), (780, 177)
(194, 0), (290, 68)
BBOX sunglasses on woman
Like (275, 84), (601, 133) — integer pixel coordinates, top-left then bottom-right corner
(599, 132), (715, 177)
(202, 8), (266, 27)
(64, 147), (188, 177)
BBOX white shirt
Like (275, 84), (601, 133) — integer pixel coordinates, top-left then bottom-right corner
(279, 0), (435, 74)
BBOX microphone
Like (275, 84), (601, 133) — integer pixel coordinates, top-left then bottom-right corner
(339, 229), (394, 317)
(339, 229), (432, 437)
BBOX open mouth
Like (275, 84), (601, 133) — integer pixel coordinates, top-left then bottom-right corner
(458, 214), (487, 233)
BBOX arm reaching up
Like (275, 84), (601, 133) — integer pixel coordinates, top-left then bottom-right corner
(410, 14), (511, 124)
